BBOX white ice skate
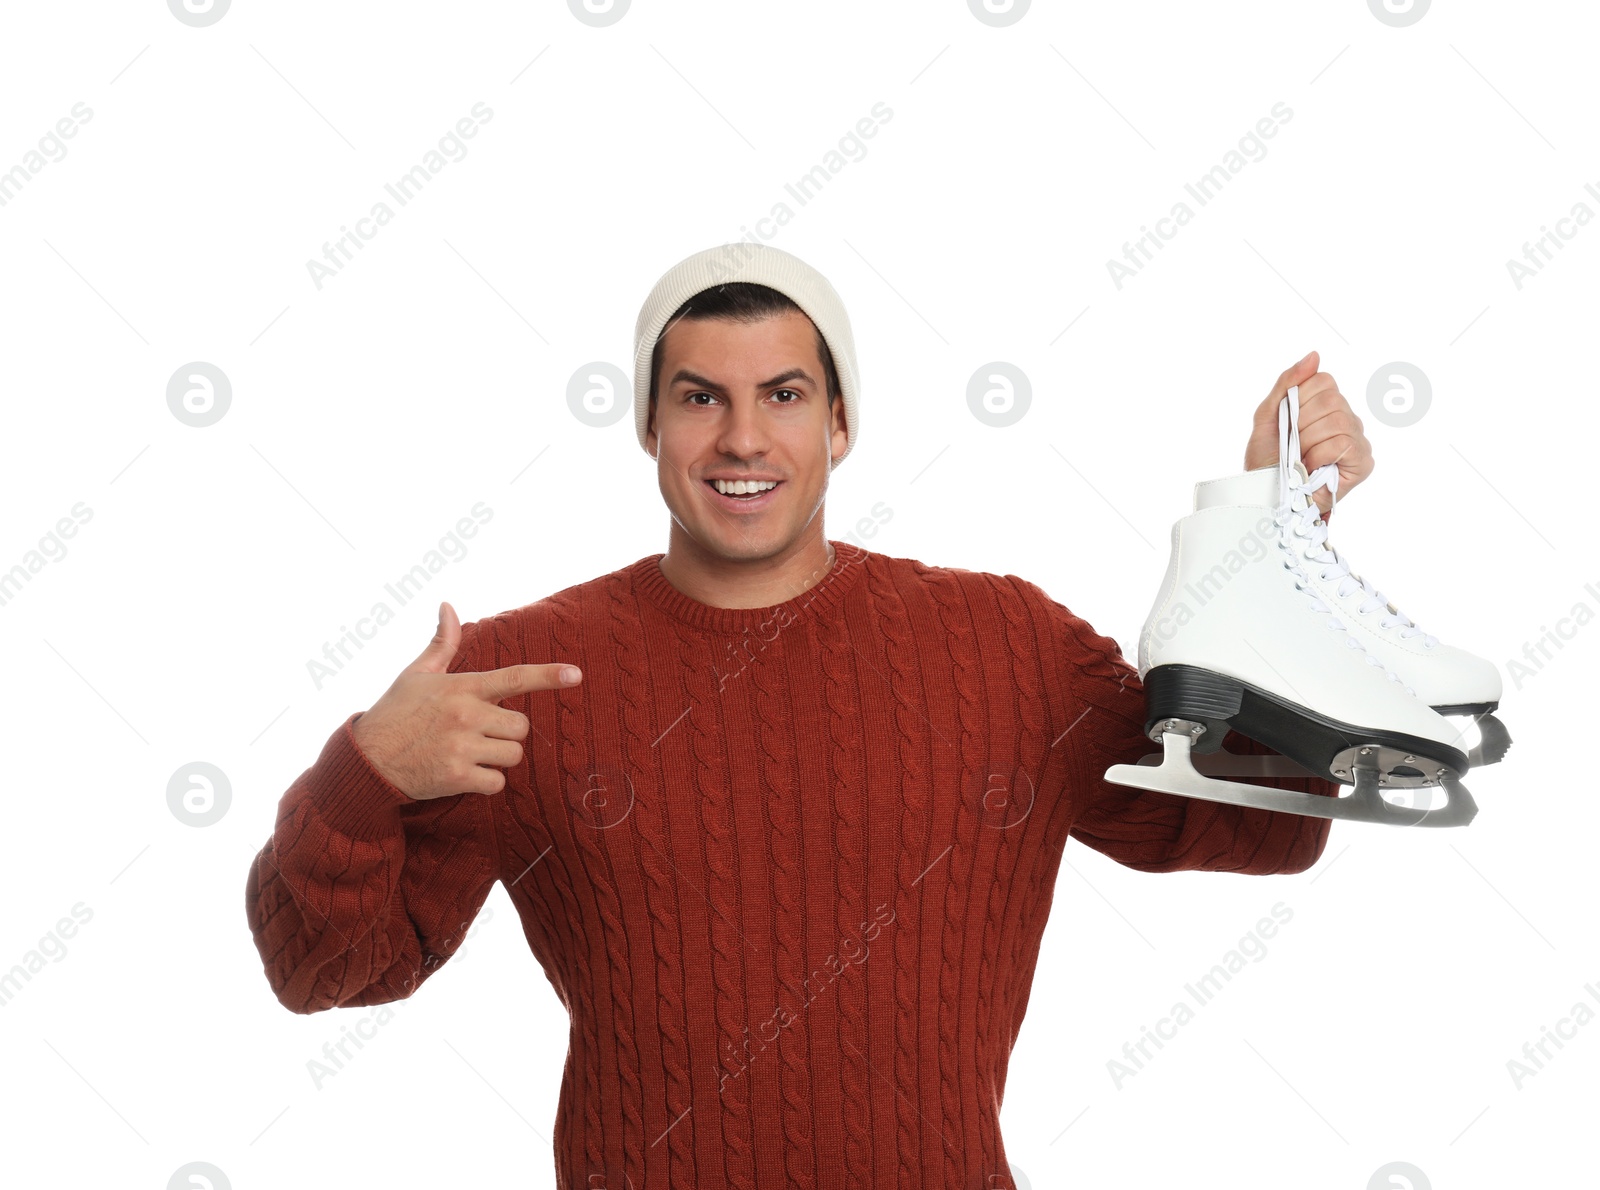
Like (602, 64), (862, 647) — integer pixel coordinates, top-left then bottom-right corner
(1103, 393), (1480, 828)
(1261, 387), (1510, 768)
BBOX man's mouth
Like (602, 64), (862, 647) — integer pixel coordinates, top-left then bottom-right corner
(704, 479), (782, 505)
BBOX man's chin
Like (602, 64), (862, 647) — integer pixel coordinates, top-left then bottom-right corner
(678, 514), (794, 562)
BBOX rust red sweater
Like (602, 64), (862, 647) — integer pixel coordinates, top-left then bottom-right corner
(245, 540), (1336, 1189)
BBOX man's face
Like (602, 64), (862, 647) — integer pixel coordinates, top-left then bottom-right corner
(646, 308), (848, 563)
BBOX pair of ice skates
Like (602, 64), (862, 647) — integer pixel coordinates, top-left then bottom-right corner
(1104, 386), (1510, 828)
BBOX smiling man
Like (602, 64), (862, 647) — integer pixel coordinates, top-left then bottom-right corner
(246, 242), (1367, 1189)
(644, 281), (848, 612)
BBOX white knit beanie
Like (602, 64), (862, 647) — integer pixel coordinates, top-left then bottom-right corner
(632, 242), (859, 466)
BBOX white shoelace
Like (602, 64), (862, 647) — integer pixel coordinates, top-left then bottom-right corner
(1272, 388), (1433, 693)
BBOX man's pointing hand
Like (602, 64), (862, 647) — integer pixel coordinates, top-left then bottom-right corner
(350, 601), (582, 801)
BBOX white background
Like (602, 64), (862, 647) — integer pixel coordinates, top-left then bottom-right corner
(0, 1), (1591, 1187)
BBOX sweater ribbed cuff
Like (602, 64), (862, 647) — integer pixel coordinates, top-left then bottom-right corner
(297, 712), (416, 841)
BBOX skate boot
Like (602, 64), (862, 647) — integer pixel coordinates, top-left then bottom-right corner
(1260, 386), (1509, 767)
(1104, 412), (1479, 827)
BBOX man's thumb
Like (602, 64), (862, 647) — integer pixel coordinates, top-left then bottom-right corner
(410, 601), (461, 673)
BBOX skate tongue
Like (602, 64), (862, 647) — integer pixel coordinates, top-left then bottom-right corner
(1194, 465), (1280, 511)
(1195, 389), (1321, 513)
(1287, 457), (1311, 509)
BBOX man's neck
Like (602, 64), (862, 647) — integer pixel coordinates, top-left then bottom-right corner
(657, 529), (837, 610)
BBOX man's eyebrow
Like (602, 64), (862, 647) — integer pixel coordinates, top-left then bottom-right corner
(668, 367), (817, 393)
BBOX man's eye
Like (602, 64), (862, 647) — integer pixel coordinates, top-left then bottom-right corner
(686, 390), (801, 404)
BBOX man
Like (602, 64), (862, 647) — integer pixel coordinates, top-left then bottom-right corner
(245, 243), (1372, 1189)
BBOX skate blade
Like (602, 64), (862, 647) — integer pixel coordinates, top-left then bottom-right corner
(1431, 704), (1512, 768)
(1134, 752), (1324, 779)
(1108, 731), (1477, 829)
(1463, 713), (1512, 768)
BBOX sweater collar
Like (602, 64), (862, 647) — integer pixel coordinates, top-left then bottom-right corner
(630, 539), (869, 634)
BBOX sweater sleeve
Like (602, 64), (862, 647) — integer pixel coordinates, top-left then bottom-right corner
(244, 617), (503, 1014)
(1013, 575), (1337, 876)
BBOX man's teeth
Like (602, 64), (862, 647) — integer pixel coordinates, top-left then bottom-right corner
(711, 479), (779, 496)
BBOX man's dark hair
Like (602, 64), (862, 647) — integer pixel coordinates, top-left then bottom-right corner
(647, 282), (841, 415)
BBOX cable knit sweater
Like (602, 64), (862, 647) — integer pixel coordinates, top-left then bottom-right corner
(245, 539), (1336, 1189)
